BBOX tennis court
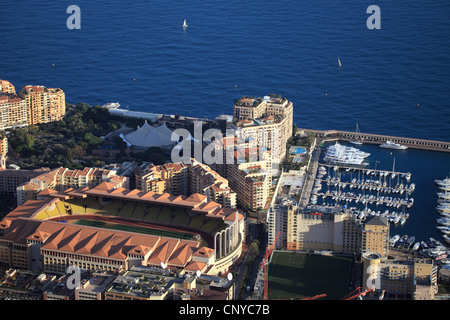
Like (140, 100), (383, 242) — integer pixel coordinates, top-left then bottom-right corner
(268, 251), (354, 300)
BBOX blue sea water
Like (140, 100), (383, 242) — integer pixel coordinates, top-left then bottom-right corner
(0, 1), (449, 243)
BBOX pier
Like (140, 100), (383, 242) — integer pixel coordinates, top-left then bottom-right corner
(298, 128), (450, 152)
(312, 164), (414, 206)
(302, 148), (416, 225)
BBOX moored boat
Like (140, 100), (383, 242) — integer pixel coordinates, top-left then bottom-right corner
(443, 234), (450, 244)
(397, 235), (408, 246)
(379, 140), (408, 150)
(389, 234), (400, 246)
(421, 241), (428, 249)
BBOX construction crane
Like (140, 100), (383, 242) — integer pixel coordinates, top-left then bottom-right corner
(301, 293), (327, 300)
(274, 293), (327, 301)
(263, 231), (281, 300)
(341, 286), (375, 300)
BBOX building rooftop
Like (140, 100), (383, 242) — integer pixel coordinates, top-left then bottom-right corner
(365, 215), (389, 227)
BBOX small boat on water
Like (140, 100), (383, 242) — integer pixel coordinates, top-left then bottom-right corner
(183, 19), (188, 28)
(389, 234), (400, 246)
(443, 234), (450, 244)
(437, 205), (450, 214)
(421, 241), (428, 250)
(404, 236), (415, 250)
(379, 140), (408, 150)
(437, 226), (450, 234)
(435, 177), (450, 187)
(102, 102), (120, 109)
(412, 242), (420, 251)
(350, 123), (363, 145)
(435, 252), (448, 260)
(437, 192), (450, 200)
(430, 238), (444, 248)
(400, 217), (407, 226)
(426, 239), (436, 249)
(397, 235), (408, 246)
(437, 217), (450, 226)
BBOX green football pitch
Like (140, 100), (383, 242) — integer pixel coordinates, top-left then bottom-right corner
(268, 251), (354, 300)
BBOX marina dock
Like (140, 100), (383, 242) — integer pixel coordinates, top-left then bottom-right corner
(310, 163), (414, 222)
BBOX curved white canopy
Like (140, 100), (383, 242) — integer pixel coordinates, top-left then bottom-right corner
(123, 121), (178, 148)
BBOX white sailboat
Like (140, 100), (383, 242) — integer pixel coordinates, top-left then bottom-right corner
(183, 19), (188, 28)
(338, 57), (342, 68)
(350, 123), (363, 145)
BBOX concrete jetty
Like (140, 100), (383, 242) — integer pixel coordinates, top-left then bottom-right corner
(298, 128), (450, 152)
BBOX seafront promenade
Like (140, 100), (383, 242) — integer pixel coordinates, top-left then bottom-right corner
(107, 106), (216, 123)
(298, 128), (450, 152)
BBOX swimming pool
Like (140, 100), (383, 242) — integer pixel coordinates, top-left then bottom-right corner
(291, 147), (307, 155)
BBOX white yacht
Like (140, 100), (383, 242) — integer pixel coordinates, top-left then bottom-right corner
(405, 172), (411, 181)
(437, 217), (450, 226)
(437, 192), (450, 200)
(443, 234), (450, 244)
(436, 177), (450, 188)
(437, 226), (450, 234)
(323, 142), (370, 167)
(102, 102), (120, 109)
(379, 140), (408, 150)
(437, 205), (450, 214)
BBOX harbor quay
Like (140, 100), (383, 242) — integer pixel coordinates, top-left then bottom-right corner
(298, 128), (450, 152)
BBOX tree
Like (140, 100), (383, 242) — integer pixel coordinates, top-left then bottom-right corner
(71, 145), (86, 158)
(112, 136), (127, 151)
(8, 128), (35, 155)
(83, 132), (103, 146)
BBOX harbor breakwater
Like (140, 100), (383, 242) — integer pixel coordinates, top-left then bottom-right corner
(298, 128), (450, 153)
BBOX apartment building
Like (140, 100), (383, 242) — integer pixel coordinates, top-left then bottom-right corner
(204, 135), (272, 212)
(0, 167), (51, 194)
(362, 252), (437, 300)
(19, 85), (66, 125)
(0, 80), (66, 129)
(226, 155), (271, 212)
(285, 207), (350, 252)
(135, 160), (237, 209)
(16, 167), (126, 206)
(202, 136), (237, 179)
(232, 95), (294, 168)
(0, 94), (28, 130)
(136, 162), (188, 196)
(361, 216), (390, 258)
(75, 273), (116, 300)
(0, 133), (7, 164)
(188, 161), (237, 209)
(267, 196), (296, 250)
(0, 80), (16, 95)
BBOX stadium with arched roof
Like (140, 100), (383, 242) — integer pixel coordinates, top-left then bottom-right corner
(0, 182), (245, 276)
